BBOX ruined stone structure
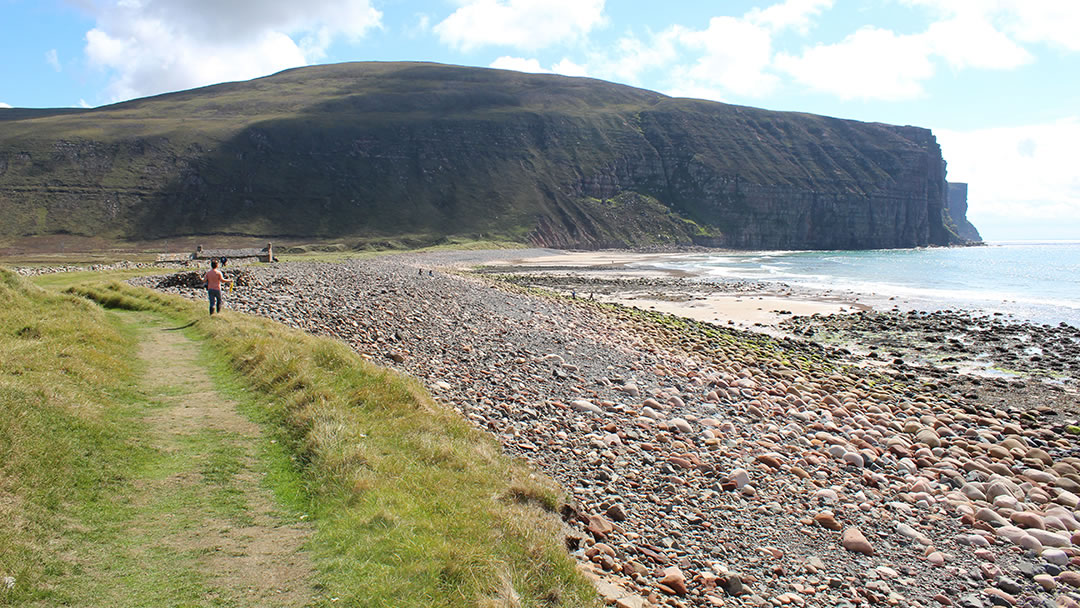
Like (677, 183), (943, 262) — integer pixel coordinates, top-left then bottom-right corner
(156, 243), (274, 263)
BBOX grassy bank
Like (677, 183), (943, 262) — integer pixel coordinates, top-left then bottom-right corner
(0, 235), (524, 268)
(0, 269), (148, 604)
(1, 269), (598, 607)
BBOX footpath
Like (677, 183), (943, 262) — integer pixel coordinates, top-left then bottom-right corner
(95, 312), (315, 606)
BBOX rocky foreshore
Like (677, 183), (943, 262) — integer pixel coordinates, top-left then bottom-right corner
(12, 260), (194, 276)
(134, 251), (1080, 608)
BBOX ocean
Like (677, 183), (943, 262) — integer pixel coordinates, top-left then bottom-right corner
(637, 241), (1080, 327)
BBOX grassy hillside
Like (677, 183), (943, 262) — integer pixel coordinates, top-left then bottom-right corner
(0, 268), (598, 607)
(0, 61), (968, 249)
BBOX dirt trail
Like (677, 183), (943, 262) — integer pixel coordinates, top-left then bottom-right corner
(128, 313), (315, 606)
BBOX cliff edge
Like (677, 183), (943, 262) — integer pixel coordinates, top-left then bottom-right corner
(0, 62), (978, 250)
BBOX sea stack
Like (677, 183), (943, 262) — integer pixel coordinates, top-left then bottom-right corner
(947, 182), (983, 242)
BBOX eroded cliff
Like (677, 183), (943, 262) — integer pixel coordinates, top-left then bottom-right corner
(0, 62), (977, 249)
(947, 182), (983, 243)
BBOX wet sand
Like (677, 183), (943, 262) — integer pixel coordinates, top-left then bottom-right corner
(484, 249), (870, 332)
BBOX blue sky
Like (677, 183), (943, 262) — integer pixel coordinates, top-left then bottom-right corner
(2, 0), (1079, 241)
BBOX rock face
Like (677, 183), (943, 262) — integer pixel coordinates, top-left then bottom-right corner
(0, 62), (975, 249)
(947, 182), (983, 242)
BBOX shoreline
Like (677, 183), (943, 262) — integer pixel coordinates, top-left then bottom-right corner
(482, 250), (1080, 388)
(131, 250), (1080, 607)
(486, 247), (1080, 331)
(483, 250), (901, 332)
(482, 251), (944, 350)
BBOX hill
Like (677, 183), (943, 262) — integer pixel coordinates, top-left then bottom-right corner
(0, 61), (976, 249)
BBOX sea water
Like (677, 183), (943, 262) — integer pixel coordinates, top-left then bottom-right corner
(636, 241), (1080, 327)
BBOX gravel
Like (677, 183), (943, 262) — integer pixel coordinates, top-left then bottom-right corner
(134, 251), (1080, 608)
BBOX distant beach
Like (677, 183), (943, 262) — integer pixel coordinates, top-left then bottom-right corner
(488, 241), (1080, 329)
(482, 250), (868, 333)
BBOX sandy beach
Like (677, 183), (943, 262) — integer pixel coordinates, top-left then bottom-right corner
(485, 249), (872, 332)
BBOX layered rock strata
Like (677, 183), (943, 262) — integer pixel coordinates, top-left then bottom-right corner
(0, 62), (976, 249)
(947, 182), (984, 243)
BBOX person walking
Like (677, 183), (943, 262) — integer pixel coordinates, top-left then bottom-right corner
(203, 258), (233, 316)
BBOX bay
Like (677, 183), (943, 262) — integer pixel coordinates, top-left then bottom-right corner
(635, 241), (1080, 327)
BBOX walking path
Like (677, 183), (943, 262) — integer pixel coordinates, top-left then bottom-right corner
(101, 313), (315, 606)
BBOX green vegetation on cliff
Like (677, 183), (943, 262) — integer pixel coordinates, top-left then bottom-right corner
(0, 61), (973, 249)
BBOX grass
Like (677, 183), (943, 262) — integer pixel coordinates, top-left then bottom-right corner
(0, 268), (155, 604)
(0, 282), (290, 606)
(1, 61), (964, 250)
(1, 267), (599, 607)
(173, 294), (594, 607)
(0, 234), (525, 269)
(415, 238), (529, 252)
(275, 236), (526, 263)
(1, 63), (636, 242)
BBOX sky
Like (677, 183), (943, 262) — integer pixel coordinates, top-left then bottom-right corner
(1, 0), (1079, 241)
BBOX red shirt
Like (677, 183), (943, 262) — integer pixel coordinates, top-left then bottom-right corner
(205, 268), (224, 290)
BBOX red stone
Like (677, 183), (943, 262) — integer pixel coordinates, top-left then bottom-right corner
(588, 514), (614, 539)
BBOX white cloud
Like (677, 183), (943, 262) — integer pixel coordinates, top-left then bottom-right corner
(46, 49), (61, 72)
(1005, 1), (1080, 51)
(0, 102), (12, 109)
(661, 83), (731, 104)
(488, 56), (590, 78)
(672, 0), (838, 97)
(405, 13), (432, 38)
(489, 56), (549, 73)
(434, 0), (606, 52)
(772, 6), (1035, 102)
(465, 0), (1069, 106)
(675, 16), (779, 97)
(923, 16), (1032, 70)
(475, 0), (1038, 104)
(83, 0), (381, 102)
(574, 18), (772, 99)
(907, 0), (1080, 52)
(591, 29), (680, 86)
(567, 0), (835, 101)
(551, 59), (588, 77)
(774, 27), (935, 100)
(746, 0), (834, 34)
(765, 0), (1075, 102)
(937, 118), (1080, 234)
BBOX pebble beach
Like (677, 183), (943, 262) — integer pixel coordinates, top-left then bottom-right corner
(134, 249), (1080, 608)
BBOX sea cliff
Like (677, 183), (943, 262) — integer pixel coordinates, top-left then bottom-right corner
(0, 62), (978, 249)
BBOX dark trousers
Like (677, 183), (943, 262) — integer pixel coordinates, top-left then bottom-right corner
(208, 288), (222, 314)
